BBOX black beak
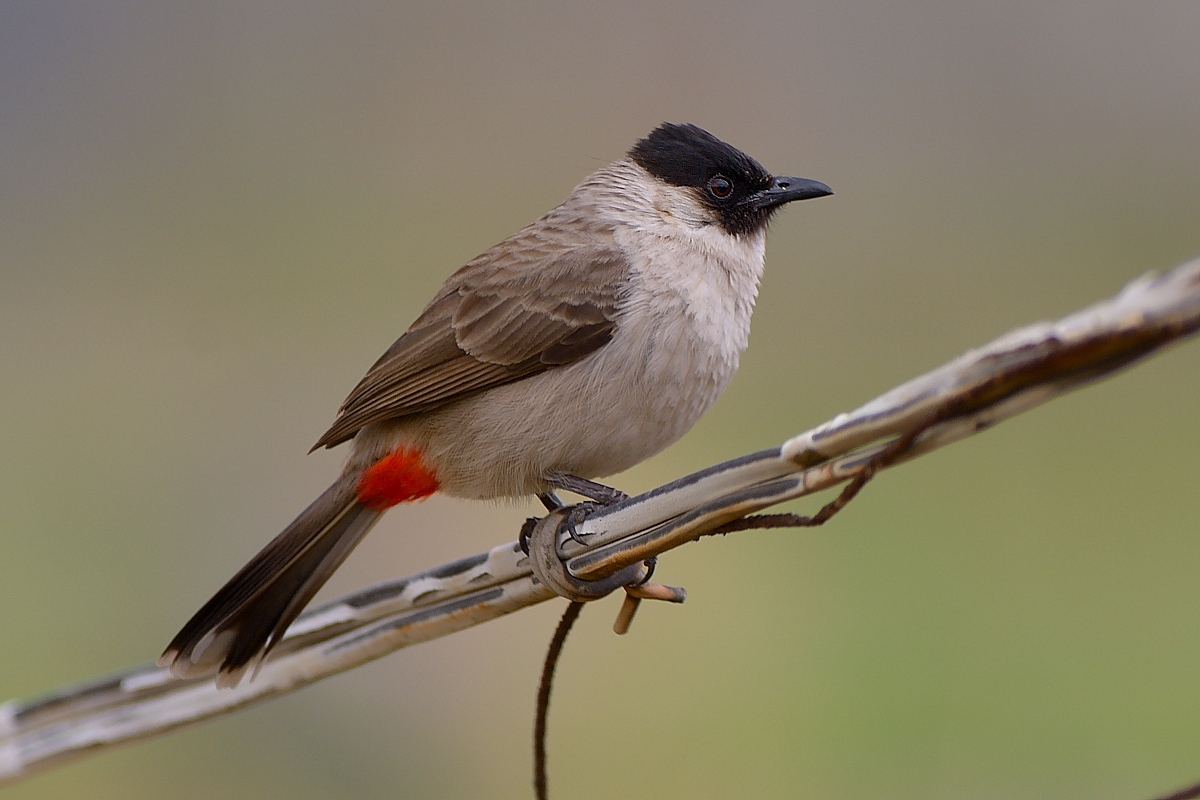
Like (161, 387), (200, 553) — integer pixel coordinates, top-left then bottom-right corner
(750, 176), (833, 210)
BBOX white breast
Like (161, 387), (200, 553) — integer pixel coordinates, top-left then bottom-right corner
(596, 203), (767, 467)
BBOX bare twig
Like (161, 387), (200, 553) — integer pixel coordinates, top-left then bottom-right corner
(2, 256), (1199, 787)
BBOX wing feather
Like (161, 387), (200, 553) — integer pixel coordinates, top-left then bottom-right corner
(312, 222), (629, 450)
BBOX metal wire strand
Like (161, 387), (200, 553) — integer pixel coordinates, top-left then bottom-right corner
(1149, 779), (1200, 800)
(534, 601), (585, 800)
(707, 413), (931, 536)
(3, 256), (1200, 791)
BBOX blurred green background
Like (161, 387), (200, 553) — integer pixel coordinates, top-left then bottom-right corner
(2, 3), (1199, 798)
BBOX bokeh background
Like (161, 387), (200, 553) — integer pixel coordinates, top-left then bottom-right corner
(2, 3), (1199, 798)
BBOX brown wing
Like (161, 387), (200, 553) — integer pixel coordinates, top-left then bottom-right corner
(312, 222), (630, 450)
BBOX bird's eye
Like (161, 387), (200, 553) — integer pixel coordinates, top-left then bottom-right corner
(707, 175), (733, 199)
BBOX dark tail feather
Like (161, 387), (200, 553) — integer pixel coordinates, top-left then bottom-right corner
(159, 474), (383, 687)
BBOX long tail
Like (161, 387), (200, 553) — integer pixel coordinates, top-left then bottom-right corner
(159, 474), (384, 687)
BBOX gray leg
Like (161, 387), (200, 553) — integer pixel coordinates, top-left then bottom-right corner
(537, 492), (565, 512)
(521, 492), (567, 554)
(544, 473), (630, 506)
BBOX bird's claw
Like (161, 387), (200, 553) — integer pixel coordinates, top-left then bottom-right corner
(520, 502), (599, 553)
(522, 485), (625, 553)
(519, 517), (539, 555)
(561, 502), (602, 546)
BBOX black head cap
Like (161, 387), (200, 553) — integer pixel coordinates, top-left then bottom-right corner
(629, 123), (831, 236)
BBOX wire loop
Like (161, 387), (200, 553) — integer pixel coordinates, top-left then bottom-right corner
(526, 509), (648, 602)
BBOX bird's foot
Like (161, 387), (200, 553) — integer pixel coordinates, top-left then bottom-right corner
(519, 495), (601, 553)
(521, 478), (627, 552)
(537, 474), (630, 545)
(559, 501), (605, 546)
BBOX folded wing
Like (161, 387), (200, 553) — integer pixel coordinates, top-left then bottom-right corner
(313, 223), (630, 449)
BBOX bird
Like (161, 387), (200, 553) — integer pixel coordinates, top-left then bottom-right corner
(159, 122), (832, 687)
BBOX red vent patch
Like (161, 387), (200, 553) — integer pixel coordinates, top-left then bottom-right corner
(355, 447), (440, 510)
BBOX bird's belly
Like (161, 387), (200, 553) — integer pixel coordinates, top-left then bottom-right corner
(378, 304), (741, 500)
